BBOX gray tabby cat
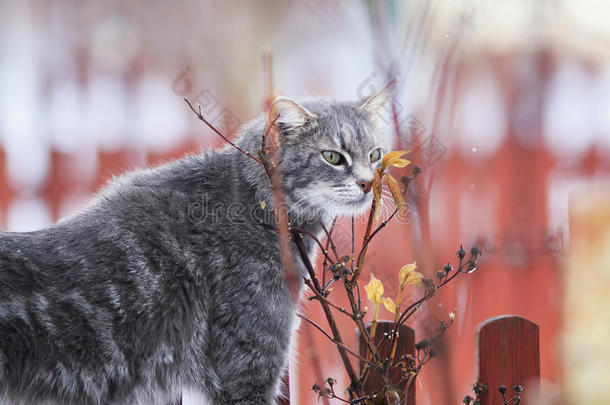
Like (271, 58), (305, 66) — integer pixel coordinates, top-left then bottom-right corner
(0, 83), (394, 405)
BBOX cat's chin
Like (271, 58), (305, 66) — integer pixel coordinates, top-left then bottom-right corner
(290, 196), (372, 224)
(324, 196), (372, 218)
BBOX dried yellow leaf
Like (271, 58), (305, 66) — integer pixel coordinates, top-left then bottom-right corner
(383, 297), (396, 314)
(260, 201), (267, 210)
(381, 150), (411, 171)
(385, 173), (405, 207)
(399, 261), (423, 290)
(364, 273), (384, 306)
(373, 169), (383, 222)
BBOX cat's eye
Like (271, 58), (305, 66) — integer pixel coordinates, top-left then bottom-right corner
(322, 150), (345, 166)
(369, 148), (382, 163)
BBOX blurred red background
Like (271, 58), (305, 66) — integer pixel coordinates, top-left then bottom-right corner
(1, 1), (610, 404)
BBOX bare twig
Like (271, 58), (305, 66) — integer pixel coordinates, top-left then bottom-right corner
(297, 314), (379, 369)
(321, 222), (341, 262)
(304, 278), (355, 318)
(184, 99), (263, 165)
(293, 235), (360, 388)
(291, 226), (336, 265)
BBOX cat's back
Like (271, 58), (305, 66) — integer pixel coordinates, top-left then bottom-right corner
(0, 147), (262, 292)
(0, 150), (254, 404)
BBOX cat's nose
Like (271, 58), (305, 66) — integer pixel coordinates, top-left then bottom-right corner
(357, 180), (372, 194)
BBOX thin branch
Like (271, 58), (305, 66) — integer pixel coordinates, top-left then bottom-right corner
(304, 278), (355, 318)
(293, 235), (360, 386)
(351, 171), (419, 285)
(388, 253), (479, 364)
(351, 200), (375, 284)
(321, 223), (341, 262)
(184, 98), (263, 165)
(395, 256), (471, 328)
(259, 116), (280, 181)
(291, 226), (336, 265)
(351, 216), (355, 272)
(343, 282), (390, 387)
(298, 314), (379, 369)
(321, 223), (334, 286)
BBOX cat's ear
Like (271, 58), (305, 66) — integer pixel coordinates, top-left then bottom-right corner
(359, 77), (398, 117)
(268, 97), (316, 132)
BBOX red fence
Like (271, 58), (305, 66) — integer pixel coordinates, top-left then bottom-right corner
(277, 315), (539, 405)
(170, 315), (539, 404)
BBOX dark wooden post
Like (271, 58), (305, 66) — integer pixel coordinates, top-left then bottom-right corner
(475, 316), (540, 405)
(277, 372), (291, 405)
(358, 321), (416, 405)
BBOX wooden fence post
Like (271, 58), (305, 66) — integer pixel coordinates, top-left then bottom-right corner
(358, 321), (416, 405)
(475, 316), (540, 405)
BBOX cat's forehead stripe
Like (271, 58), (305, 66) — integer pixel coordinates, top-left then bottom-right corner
(331, 115), (343, 148)
(339, 123), (355, 150)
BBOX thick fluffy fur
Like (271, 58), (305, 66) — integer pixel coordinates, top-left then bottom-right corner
(0, 89), (393, 404)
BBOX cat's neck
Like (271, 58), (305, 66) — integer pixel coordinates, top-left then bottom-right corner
(231, 120), (330, 235)
(228, 163), (327, 245)
(237, 153), (327, 225)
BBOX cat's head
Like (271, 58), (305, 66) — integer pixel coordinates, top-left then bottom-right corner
(269, 81), (396, 222)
